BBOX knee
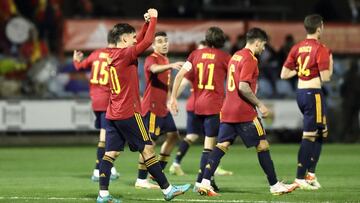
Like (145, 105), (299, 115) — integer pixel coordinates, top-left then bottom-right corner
(141, 144), (156, 160)
(185, 133), (199, 143)
(167, 131), (179, 142)
(256, 140), (269, 152)
(105, 151), (120, 159)
(216, 142), (230, 151)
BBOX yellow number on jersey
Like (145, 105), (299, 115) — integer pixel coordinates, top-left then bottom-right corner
(196, 63), (215, 90)
(297, 56), (310, 77)
(90, 60), (109, 85)
(227, 64), (236, 91)
(109, 66), (121, 94)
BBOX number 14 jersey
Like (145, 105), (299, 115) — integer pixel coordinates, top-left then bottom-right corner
(184, 47), (230, 115)
(283, 38), (330, 80)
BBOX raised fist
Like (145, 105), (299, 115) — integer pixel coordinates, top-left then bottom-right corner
(147, 8), (158, 18)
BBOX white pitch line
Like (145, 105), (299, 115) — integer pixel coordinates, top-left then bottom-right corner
(0, 196), (92, 201)
(0, 196), (310, 203)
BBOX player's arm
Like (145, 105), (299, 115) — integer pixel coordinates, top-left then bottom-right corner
(149, 61), (184, 73)
(73, 50), (93, 70)
(280, 66), (297, 79)
(169, 61), (192, 115)
(238, 60), (269, 118)
(176, 77), (191, 98)
(136, 13), (150, 43)
(134, 8), (157, 55)
(280, 46), (297, 79)
(319, 48), (333, 82)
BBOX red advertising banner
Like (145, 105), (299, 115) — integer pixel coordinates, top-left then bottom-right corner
(63, 19), (360, 54)
(248, 21), (360, 54)
(63, 19), (245, 52)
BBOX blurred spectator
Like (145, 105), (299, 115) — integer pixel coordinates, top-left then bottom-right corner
(231, 34), (246, 54)
(278, 34), (297, 91)
(258, 43), (280, 97)
(340, 59), (360, 142)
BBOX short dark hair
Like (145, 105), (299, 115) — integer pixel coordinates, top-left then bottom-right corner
(304, 14), (323, 34)
(107, 30), (116, 44)
(111, 23), (136, 43)
(246, 27), (268, 43)
(205, 27), (226, 48)
(155, 31), (167, 38)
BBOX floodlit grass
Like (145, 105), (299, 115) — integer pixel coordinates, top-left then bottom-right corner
(0, 144), (359, 202)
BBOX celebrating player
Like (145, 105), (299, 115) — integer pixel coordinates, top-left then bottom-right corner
(96, 9), (190, 203)
(281, 14), (333, 190)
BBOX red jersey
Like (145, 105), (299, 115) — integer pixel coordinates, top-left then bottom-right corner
(73, 48), (110, 111)
(221, 48), (259, 123)
(141, 52), (170, 117)
(283, 39), (330, 80)
(184, 71), (195, 112)
(185, 47), (231, 115)
(106, 18), (157, 120)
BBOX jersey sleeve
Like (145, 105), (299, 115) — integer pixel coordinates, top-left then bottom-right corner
(131, 17), (157, 59)
(136, 22), (149, 43)
(317, 45), (330, 71)
(239, 59), (257, 83)
(73, 51), (96, 70)
(144, 55), (157, 73)
(282, 46), (297, 70)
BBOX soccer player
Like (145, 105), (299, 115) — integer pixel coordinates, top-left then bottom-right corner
(170, 27), (231, 191)
(135, 31), (184, 189)
(72, 31), (120, 182)
(280, 14), (333, 190)
(169, 41), (233, 177)
(197, 28), (295, 196)
(96, 9), (190, 203)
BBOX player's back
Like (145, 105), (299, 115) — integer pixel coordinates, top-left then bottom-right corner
(188, 47), (230, 115)
(221, 48), (259, 123)
(284, 39), (330, 82)
(106, 46), (142, 120)
(73, 48), (111, 111)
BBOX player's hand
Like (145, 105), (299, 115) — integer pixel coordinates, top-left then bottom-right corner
(144, 13), (150, 23)
(168, 97), (178, 116)
(73, 50), (83, 62)
(171, 61), (185, 70)
(147, 8), (158, 18)
(258, 103), (270, 118)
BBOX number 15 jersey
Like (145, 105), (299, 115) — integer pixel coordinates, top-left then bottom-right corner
(73, 48), (110, 111)
(183, 47), (231, 115)
(283, 38), (330, 80)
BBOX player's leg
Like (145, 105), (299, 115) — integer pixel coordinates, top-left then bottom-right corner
(170, 111), (201, 176)
(195, 115), (219, 188)
(241, 118), (293, 195)
(197, 122), (235, 196)
(294, 89), (320, 190)
(126, 113), (190, 200)
(97, 119), (123, 203)
(135, 143), (160, 189)
(92, 112), (105, 182)
(158, 112), (180, 169)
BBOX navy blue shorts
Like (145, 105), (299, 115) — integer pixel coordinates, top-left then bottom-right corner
(186, 111), (203, 135)
(194, 114), (220, 137)
(296, 89), (327, 132)
(94, 111), (107, 129)
(105, 113), (153, 152)
(218, 117), (266, 148)
(143, 111), (178, 140)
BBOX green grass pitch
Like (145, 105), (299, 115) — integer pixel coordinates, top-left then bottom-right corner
(0, 144), (359, 203)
